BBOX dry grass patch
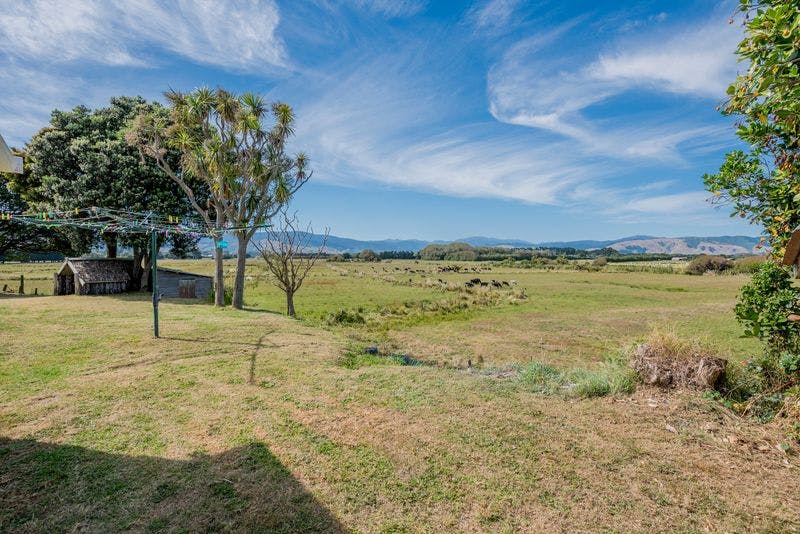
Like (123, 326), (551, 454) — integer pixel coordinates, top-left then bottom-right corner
(632, 330), (727, 390)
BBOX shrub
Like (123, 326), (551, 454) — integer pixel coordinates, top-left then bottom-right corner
(732, 255), (767, 274)
(206, 286), (233, 305)
(685, 254), (733, 275)
(325, 308), (366, 326)
(705, 262), (800, 420)
(358, 249), (379, 262)
(592, 257), (608, 267)
(735, 261), (800, 356)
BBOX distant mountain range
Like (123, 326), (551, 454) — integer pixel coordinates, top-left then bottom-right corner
(199, 233), (763, 256)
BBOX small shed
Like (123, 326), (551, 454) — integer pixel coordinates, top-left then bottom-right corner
(155, 266), (213, 299)
(54, 259), (132, 295)
(54, 259), (212, 299)
(782, 229), (800, 278)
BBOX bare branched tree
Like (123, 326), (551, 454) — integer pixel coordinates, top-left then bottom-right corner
(253, 211), (328, 317)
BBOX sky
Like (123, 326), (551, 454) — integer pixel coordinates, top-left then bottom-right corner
(0, 0), (759, 242)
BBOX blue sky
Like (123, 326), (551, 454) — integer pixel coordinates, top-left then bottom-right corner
(0, 0), (758, 241)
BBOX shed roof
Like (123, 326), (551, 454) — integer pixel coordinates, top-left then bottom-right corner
(783, 228), (800, 265)
(156, 266), (212, 279)
(58, 258), (133, 284)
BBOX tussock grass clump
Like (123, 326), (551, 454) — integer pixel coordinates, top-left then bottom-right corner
(337, 347), (422, 369)
(637, 329), (716, 361)
(632, 329), (726, 390)
(518, 362), (564, 394)
(519, 354), (636, 398)
(325, 308), (366, 326)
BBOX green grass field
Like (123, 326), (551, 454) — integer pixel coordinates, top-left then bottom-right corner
(1, 259), (797, 531)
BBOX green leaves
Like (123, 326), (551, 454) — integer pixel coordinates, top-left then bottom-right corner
(704, 1), (800, 257)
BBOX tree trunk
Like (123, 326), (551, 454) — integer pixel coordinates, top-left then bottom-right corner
(214, 244), (225, 307)
(232, 232), (249, 310)
(286, 289), (295, 317)
(142, 246), (154, 291)
(104, 233), (118, 258)
(131, 244), (142, 291)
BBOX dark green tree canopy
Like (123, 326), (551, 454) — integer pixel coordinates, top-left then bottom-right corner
(10, 96), (207, 264)
(0, 176), (88, 260)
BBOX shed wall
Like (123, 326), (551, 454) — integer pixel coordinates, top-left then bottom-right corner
(156, 270), (212, 299)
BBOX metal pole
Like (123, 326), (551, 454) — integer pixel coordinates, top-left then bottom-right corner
(151, 230), (159, 338)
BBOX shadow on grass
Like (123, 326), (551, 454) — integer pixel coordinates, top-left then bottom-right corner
(0, 437), (344, 533)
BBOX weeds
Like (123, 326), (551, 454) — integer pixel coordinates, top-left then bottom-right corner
(337, 347), (423, 369)
(519, 354), (637, 398)
(325, 308), (366, 326)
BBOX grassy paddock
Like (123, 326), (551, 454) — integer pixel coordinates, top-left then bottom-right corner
(2, 259), (797, 531)
(2, 258), (759, 368)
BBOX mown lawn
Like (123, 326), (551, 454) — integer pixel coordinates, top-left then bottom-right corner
(1, 260), (796, 531)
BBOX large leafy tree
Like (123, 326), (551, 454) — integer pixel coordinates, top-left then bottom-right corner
(0, 175), (88, 260)
(127, 88), (309, 308)
(704, 0), (800, 257)
(13, 97), (205, 288)
(703, 1), (800, 408)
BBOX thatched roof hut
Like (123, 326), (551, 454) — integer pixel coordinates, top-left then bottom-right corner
(54, 259), (132, 295)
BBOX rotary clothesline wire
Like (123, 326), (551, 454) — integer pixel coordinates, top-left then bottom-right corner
(0, 206), (268, 238)
(0, 205), (270, 339)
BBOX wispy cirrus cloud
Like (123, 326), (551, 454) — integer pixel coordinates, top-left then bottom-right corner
(0, 0), (287, 71)
(347, 0), (426, 18)
(488, 9), (741, 161)
(293, 47), (626, 207)
(467, 0), (522, 32)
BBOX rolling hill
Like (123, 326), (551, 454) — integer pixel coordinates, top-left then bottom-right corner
(199, 233), (762, 256)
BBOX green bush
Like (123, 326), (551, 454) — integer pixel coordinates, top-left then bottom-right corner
(325, 308), (366, 326)
(206, 286), (233, 305)
(735, 261), (800, 356)
(732, 255), (767, 274)
(711, 261), (800, 420)
(685, 254), (733, 275)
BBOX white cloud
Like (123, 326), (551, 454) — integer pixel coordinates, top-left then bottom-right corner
(467, 0), (521, 31)
(0, 0), (287, 71)
(622, 191), (711, 215)
(292, 52), (619, 206)
(348, 0), (426, 18)
(588, 17), (739, 97)
(487, 11), (741, 161)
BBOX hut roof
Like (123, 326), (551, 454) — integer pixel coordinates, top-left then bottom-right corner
(58, 258), (133, 284)
(156, 266), (212, 279)
(783, 228), (800, 265)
